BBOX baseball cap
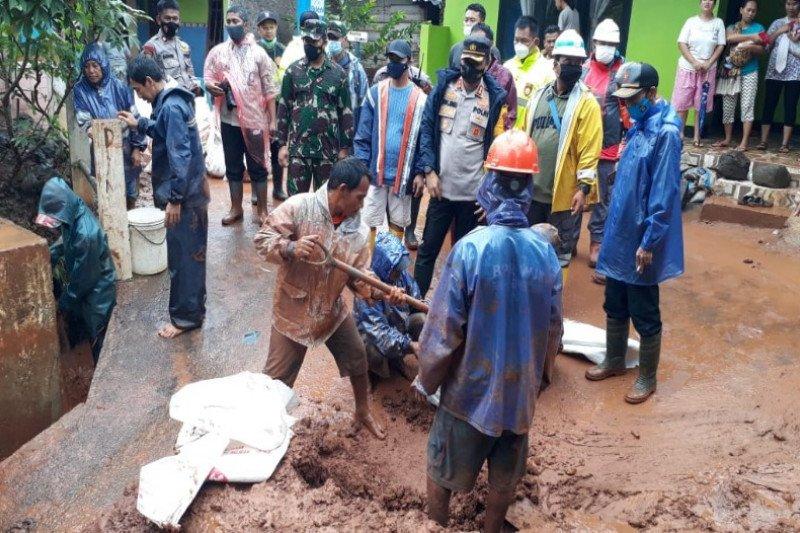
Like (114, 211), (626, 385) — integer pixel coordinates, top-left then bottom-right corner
(612, 62), (660, 98)
(299, 10), (319, 25)
(256, 11), (278, 26)
(385, 39), (413, 59)
(461, 35), (491, 62)
(327, 20), (347, 39)
(301, 19), (327, 40)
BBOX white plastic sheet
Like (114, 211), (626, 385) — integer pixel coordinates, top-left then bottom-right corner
(561, 319), (640, 369)
(137, 372), (296, 528)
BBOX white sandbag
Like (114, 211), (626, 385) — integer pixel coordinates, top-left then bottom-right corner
(561, 319), (639, 368)
(204, 125), (225, 177)
(411, 376), (440, 407)
(170, 371), (296, 452)
(138, 372), (297, 528)
(137, 431), (228, 529)
(207, 432), (292, 483)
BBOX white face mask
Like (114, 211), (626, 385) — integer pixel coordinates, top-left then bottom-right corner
(595, 44), (617, 64)
(514, 43), (531, 59)
(463, 23), (474, 37)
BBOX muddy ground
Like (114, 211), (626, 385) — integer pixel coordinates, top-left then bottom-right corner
(84, 179), (800, 532)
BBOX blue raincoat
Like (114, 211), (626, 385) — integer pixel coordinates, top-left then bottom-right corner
(136, 86), (208, 330)
(418, 172), (563, 437)
(354, 232), (422, 360)
(136, 86), (208, 209)
(596, 100), (685, 286)
(39, 177), (116, 339)
(74, 43), (146, 199)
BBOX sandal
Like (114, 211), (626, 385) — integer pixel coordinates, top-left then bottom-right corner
(712, 140), (730, 148)
(778, 145), (790, 154)
(756, 142), (768, 151)
(693, 141), (704, 148)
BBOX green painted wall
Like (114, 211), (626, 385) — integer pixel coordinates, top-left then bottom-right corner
(441, 0), (500, 59)
(420, 24), (451, 85)
(626, 0), (721, 105)
(181, 0), (208, 24)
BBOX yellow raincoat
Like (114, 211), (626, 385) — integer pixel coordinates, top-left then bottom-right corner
(525, 81), (602, 213)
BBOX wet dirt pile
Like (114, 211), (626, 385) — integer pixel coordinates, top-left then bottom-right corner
(0, 128), (69, 240)
(380, 386), (435, 430)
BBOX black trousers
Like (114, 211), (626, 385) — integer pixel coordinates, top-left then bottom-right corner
(221, 121), (267, 183)
(270, 139), (282, 191)
(167, 203), (208, 330)
(762, 79), (800, 127)
(413, 197), (479, 297)
(604, 277), (661, 337)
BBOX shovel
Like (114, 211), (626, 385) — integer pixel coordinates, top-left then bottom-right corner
(306, 241), (429, 313)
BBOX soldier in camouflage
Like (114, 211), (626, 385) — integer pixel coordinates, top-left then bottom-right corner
(276, 19), (354, 196)
(142, 0), (201, 95)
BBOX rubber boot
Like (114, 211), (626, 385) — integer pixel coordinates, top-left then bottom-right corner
(222, 180), (244, 225)
(625, 332), (660, 404)
(405, 196), (420, 250)
(589, 241), (601, 268)
(251, 187), (258, 205)
(253, 180), (269, 224)
(585, 317), (629, 381)
(273, 168), (288, 201)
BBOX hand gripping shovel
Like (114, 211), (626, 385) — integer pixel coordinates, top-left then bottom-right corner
(306, 241), (429, 313)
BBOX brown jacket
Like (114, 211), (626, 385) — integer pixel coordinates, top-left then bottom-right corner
(255, 186), (371, 347)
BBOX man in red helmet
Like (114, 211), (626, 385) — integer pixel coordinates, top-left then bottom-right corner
(417, 130), (563, 533)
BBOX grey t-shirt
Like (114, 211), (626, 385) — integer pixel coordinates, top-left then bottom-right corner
(529, 84), (568, 204)
(438, 82), (486, 202)
(558, 7), (581, 32)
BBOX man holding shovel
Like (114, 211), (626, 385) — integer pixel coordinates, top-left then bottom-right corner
(255, 157), (408, 439)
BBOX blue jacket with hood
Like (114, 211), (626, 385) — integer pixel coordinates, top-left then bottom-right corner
(39, 177), (116, 337)
(414, 68), (506, 176)
(73, 43), (146, 151)
(354, 232), (422, 360)
(417, 171), (563, 437)
(136, 86), (207, 209)
(596, 99), (685, 285)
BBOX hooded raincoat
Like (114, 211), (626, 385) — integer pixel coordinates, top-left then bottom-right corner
(74, 43), (146, 199)
(418, 172), (563, 437)
(204, 33), (279, 167)
(596, 100), (685, 286)
(39, 177), (116, 339)
(354, 232), (422, 360)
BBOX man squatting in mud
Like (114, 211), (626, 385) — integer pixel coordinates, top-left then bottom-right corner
(255, 157), (406, 439)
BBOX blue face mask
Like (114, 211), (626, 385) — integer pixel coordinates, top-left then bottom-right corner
(326, 40), (343, 56)
(628, 97), (652, 123)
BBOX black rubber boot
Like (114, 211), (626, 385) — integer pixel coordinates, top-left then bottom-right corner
(625, 332), (661, 404)
(222, 180), (244, 225)
(585, 317), (629, 381)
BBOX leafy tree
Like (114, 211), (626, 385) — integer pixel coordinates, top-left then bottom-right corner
(328, 0), (420, 63)
(0, 0), (145, 179)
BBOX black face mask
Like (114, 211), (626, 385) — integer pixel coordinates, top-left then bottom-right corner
(162, 21), (179, 38)
(557, 63), (583, 90)
(460, 62), (484, 84)
(386, 60), (408, 79)
(304, 43), (322, 62)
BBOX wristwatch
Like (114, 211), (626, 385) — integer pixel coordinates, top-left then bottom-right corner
(423, 165), (433, 174)
(579, 183), (591, 195)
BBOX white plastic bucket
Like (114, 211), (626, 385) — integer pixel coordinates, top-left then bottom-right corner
(128, 207), (168, 275)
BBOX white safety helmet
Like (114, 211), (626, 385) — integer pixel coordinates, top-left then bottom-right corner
(593, 18), (620, 44)
(552, 29), (587, 59)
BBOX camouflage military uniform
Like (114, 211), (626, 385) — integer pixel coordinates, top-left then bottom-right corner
(276, 56), (353, 195)
(142, 30), (199, 93)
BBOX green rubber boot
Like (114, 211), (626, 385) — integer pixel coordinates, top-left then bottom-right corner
(585, 317), (629, 381)
(625, 332), (661, 404)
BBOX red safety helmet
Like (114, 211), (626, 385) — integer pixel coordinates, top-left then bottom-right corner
(485, 129), (540, 174)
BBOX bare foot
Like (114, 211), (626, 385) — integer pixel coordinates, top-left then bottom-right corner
(353, 411), (386, 440)
(712, 140), (730, 148)
(158, 323), (188, 339)
(736, 144), (748, 152)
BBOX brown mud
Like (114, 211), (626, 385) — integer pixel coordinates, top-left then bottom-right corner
(26, 180), (800, 531)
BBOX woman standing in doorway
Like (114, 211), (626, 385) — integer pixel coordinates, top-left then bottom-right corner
(713, 0), (765, 152)
(756, 0), (800, 153)
(672, 0), (727, 147)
